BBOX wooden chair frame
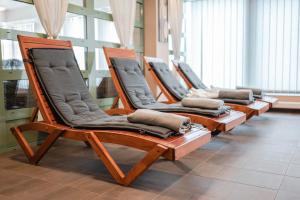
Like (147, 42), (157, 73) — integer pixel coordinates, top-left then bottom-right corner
(102, 47), (246, 133)
(12, 35), (211, 186)
(172, 60), (277, 110)
(143, 58), (269, 120)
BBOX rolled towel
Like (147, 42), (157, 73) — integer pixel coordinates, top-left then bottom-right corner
(181, 97), (224, 110)
(218, 89), (254, 101)
(236, 86), (264, 98)
(187, 88), (219, 99)
(127, 109), (192, 134)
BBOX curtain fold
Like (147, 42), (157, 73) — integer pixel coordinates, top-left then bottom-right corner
(169, 0), (183, 60)
(33, 0), (68, 39)
(109, 0), (136, 48)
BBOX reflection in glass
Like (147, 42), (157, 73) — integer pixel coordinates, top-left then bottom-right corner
(96, 77), (117, 98)
(1, 40), (24, 70)
(0, 1), (43, 33)
(95, 48), (108, 70)
(60, 13), (85, 39)
(94, 18), (119, 43)
(94, 0), (111, 13)
(4, 80), (36, 110)
(69, 0), (84, 6)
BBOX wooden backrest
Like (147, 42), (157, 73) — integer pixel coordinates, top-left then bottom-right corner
(18, 35), (73, 124)
(102, 47), (137, 110)
(171, 60), (194, 89)
(143, 56), (178, 103)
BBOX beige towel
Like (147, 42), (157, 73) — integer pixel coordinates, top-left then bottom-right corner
(181, 97), (224, 110)
(218, 89), (254, 100)
(236, 86), (264, 97)
(127, 109), (191, 134)
(188, 88), (219, 99)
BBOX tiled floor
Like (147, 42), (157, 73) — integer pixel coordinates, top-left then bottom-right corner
(0, 111), (300, 200)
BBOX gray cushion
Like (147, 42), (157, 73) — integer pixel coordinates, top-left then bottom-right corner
(110, 57), (230, 117)
(178, 62), (207, 89)
(149, 62), (189, 100)
(110, 57), (157, 107)
(29, 48), (178, 138)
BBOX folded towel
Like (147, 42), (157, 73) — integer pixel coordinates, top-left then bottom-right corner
(127, 109), (192, 134)
(181, 97), (224, 110)
(236, 86), (264, 99)
(218, 89), (254, 101)
(187, 88), (219, 99)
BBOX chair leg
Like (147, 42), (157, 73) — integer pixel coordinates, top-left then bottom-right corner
(86, 132), (125, 184)
(86, 132), (168, 186)
(111, 96), (119, 109)
(124, 144), (167, 186)
(11, 127), (64, 165)
(30, 107), (39, 122)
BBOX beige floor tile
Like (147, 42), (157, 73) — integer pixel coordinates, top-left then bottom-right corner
(276, 190), (300, 200)
(280, 176), (300, 194)
(243, 159), (289, 175)
(225, 184), (277, 200)
(286, 164), (300, 178)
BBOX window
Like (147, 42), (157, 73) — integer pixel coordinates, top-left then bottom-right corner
(94, 0), (111, 13)
(60, 13), (85, 39)
(94, 18), (119, 43)
(184, 0), (300, 93)
(1, 40), (23, 70)
(95, 48), (108, 70)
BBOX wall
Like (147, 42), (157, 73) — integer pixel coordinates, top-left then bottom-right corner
(144, 0), (169, 96)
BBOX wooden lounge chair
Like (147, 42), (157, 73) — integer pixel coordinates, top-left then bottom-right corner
(11, 35), (211, 186)
(142, 57), (269, 120)
(172, 61), (278, 108)
(103, 47), (246, 135)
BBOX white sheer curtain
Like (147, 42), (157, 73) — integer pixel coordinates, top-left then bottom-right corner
(33, 0), (68, 39)
(249, 0), (300, 93)
(185, 0), (300, 93)
(185, 0), (247, 89)
(169, 0), (183, 60)
(109, 0), (136, 48)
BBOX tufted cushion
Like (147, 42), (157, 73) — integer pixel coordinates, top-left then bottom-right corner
(110, 58), (230, 117)
(149, 62), (189, 100)
(110, 57), (157, 107)
(29, 48), (179, 138)
(178, 62), (207, 89)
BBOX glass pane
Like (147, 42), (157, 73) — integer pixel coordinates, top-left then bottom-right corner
(95, 48), (108, 70)
(133, 28), (143, 49)
(0, 1), (44, 33)
(4, 80), (36, 110)
(94, 18), (119, 43)
(69, 0), (84, 6)
(135, 3), (143, 22)
(60, 13), (85, 39)
(94, 0), (111, 13)
(96, 77), (117, 98)
(73, 46), (86, 70)
(1, 40), (24, 70)
(84, 78), (89, 88)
